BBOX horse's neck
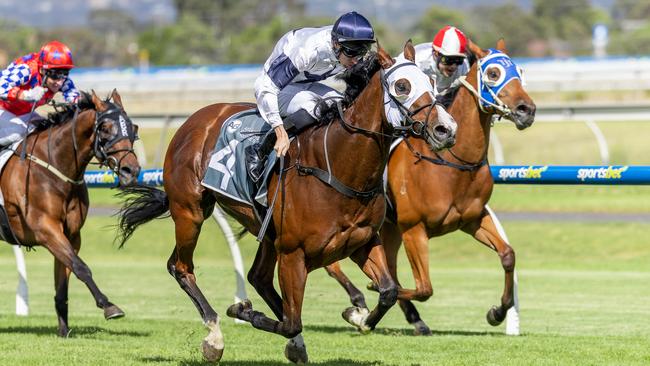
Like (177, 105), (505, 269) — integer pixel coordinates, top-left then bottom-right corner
(446, 81), (492, 162)
(44, 109), (97, 180)
(318, 73), (387, 188)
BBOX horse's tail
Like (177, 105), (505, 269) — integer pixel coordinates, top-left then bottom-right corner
(115, 184), (170, 248)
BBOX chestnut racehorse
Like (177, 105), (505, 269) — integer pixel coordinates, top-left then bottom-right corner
(325, 39), (536, 335)
(115, 41), (456, 363)
(0, 90), (140, 336)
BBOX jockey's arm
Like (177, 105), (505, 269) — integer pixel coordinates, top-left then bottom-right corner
(255, 43), (312, 156)
(61, 78), (80, 103)
(0, 62), (31, 101)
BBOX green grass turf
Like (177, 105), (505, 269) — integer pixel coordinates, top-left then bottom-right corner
(0, 218), (648, 365)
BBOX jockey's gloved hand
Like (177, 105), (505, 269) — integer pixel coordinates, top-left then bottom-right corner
(19, 86), (47, 102)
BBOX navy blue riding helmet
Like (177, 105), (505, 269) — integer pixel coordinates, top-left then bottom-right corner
(332, 11), (376, 56)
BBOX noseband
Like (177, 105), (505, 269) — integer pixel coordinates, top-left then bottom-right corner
(91, 104), (138, 175)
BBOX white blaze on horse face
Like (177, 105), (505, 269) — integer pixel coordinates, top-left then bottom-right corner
(383, 55), (436, 128)
(435, 104), (457, 137)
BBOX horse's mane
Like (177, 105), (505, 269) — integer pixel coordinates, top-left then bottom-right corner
(44, 91), (96, 127)
(315, 52), (381, 125)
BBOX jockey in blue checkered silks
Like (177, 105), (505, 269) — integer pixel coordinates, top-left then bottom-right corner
(247, 11), (376, 181)
(0, 40), (80, 148)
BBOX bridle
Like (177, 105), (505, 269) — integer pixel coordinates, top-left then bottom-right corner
(90, 103), (138, 175)
(20, 100), (138, 185)
(294, 58), (440, 200)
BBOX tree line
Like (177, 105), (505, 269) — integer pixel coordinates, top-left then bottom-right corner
(1, 0), (649, 68)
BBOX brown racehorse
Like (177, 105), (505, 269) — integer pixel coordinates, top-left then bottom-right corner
(0, 90), (140, 337)
(115, 41), (457, 363)
(325, 39), (536, 335)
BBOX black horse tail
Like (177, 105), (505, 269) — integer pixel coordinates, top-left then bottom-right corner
(115, 184), (170, 248)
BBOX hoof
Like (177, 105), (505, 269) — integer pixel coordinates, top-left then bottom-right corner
(284, 335), (308, 364)
(202, 339), (224, 363)
(412, 320), (432, 336)
(104, 304), (125, 320)
(366, 282), (379, 292)
(226, 299), (252, 319)
(57, 327), (71, 338)
(202, 318), (225, 363)
(486, 306), (505, 326)
(342, 306), (371, 334)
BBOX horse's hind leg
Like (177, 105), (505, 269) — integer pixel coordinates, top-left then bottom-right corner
(167, 201), (223, 362)
(343, 234), (397, 332)
(324, 261), (368, 309)
(462, 209), (515, 326)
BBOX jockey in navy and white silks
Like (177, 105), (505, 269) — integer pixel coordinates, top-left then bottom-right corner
(402, 26), (470, 101)
(0, 40), (79, 148)
(254, 12), (375, 153)
(246, 11), (376, 181)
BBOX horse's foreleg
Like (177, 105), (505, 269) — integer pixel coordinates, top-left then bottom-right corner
(397, 223), (433, 301)
(381, 222), (432, 336)
(227, 249), (308, 363)
(53, 257), (71, 337)
(462, 210), (515, 326)
(246, 238), (283, 319)
(324, 261), (368, 308)
(344, 234), (397, 332)
(39, 227), (124, 322)
(167, 204), (223, 362)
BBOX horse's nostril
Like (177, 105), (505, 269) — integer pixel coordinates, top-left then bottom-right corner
(434, 125), (449, 137)
(120, 167), (132, 176)
(516, 103), (535, 116)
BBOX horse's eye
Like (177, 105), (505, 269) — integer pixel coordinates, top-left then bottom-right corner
(394, 79), (411, 96)
(489, 69), (500, 80)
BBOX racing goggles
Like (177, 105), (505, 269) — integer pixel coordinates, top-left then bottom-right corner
(439, 55), (465, 66)
(45, 69), (69, 81)
(339, 43), (370, 58)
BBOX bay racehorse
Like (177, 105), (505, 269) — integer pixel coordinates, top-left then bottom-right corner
(325, 39), (536, 335)
(0, 90), (140, 336)
(115, 41), (457, 363)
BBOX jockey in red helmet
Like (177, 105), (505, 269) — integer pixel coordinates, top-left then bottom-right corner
(0, 40), (80, 148)
(401, 26), (470, 101)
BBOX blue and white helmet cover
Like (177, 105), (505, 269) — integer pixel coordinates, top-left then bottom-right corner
(477, 49), (523, 111)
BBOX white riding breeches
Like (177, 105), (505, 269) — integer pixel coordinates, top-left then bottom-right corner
(0, 110), (39, 147)
(277, 82), (343, 119)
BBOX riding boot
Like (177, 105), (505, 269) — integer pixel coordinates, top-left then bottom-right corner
(246, 109), (318, 182)
(246, 131), (277, 182)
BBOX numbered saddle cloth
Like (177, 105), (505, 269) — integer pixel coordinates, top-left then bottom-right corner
(201, 109), (277, 207)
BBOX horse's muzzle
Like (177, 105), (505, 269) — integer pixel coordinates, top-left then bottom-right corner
(118, 165), (141, 187)
(514, 101), (536, 130)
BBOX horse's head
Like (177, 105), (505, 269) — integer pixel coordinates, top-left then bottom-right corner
(89, 90), (141, 186)
(467, 39), (536, 130)
(378, 41), (457, 150)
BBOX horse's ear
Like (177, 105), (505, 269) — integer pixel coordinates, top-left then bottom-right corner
(91, 90), (107, 112)
(467, 39), (487, 59)
(496, 38), (509, 54)
(110, 89), (124, 109)
(376, 42), (394, 69)
(403, 39), (416, 62)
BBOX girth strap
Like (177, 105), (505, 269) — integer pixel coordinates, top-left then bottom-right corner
(296, 164), (383, 200)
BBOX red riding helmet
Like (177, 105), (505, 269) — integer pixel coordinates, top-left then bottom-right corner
(432, 26), (467, 57)
(39, 40), (75, 70)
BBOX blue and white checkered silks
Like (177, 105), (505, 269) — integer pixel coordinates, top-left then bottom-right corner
(475, 49), (524, 114)
(0, 63), (31, 98)
(61, 78), (80, 103)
